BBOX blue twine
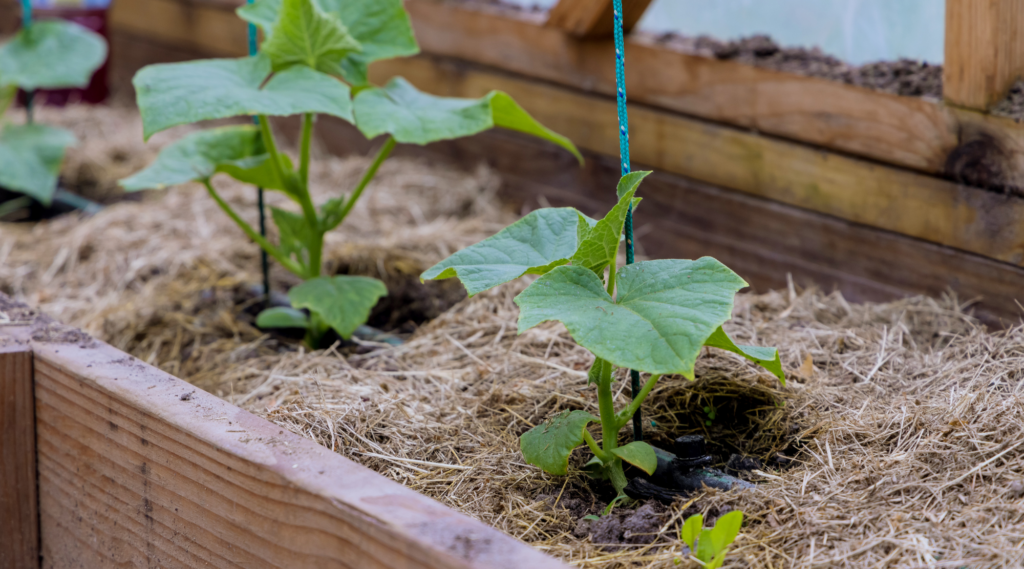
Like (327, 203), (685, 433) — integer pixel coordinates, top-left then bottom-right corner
(611, 0), (643, 442)
(20, 0), (34, 123)
(247, 0), (271, 300)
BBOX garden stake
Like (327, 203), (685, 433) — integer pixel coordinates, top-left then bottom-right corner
(610, 0), (643, 443)
(20, 0), (34, 124)
(246, 0), (271, 303)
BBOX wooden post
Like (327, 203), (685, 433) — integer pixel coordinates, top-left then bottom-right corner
(0, 341), (38, 569)
(545, 0), (653, 39)
(944, 0), (1024, 110)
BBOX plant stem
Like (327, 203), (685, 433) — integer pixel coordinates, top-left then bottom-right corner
(583, 430), (611, 462)
(203, 179), (304, 276)
(606, 264), (617, 296)
(334, 136), (397, 225)
(299, 113), (313, 190)
(597, 360), (618, 455)
(0, 195), (32, 219)
(616, 373), (662, 430)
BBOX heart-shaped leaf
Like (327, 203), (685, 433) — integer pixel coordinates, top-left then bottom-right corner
(680, 514), (703, 551)
(256, 306), (310, 329)
(705, 326), (785, 384)
(571, 172), (649, 276)
(239, 0), (418, 86)
(515, 259), (747, 376)
(260, 0), (361, 76)
(271, 206), (316, 268)
(354, 78), (581, 161)
(0, 20), (107, 90)
(519, 409), (597, 476)
(134, 55), (353, 139)
(0, 123), (76, 205)
(288, 275), (387, 339)
(421, 207), (585, 296)
(119, 125), (286, 192)
(610, 441), (657, 475)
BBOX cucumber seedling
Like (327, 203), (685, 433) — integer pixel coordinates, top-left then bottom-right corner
(422, 172), (785, 496)
(0, 18), (107, 218)
(678, 511), (744, 568)
(120, 0), (581, 348)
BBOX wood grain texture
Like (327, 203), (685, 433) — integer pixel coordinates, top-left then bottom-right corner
(313, 116), (1024, 327)
(944, 0), (1024, 110)
(0, 333), (38, 569)
(545, 0), (653, 38)
(368, 55), (1024, 268)
(24, 336), (568, 569)
(107, 0), (247, 58)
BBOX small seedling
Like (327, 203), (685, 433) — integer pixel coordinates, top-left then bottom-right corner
(422, 172), (785, 496)
(120, 0), (581, 348)
(0, 18), (107, 217)
(703, 404), (717, 426)
(677, 511), (743, 568)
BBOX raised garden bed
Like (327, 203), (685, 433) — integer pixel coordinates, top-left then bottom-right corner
(5, 105), (1024, 567)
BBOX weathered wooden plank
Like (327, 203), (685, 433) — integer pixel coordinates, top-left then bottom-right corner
(944, 0), (1024, 110)
(21, 326), (568, 569)
(314, 116), (1024, 327)
(0, 330), (37, 569)
(107, 0), (246, 58)
(545, 0), (653, 38)
(367, 55), (1024, 268)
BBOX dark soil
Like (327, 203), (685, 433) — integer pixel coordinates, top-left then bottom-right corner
(656, 33), (943, 100)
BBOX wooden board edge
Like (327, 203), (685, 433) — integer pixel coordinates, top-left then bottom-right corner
(0, 293), (567, 569)
(0, 325), (38, 569)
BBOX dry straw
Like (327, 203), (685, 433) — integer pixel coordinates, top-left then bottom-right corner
(4, 106), (1024, 568)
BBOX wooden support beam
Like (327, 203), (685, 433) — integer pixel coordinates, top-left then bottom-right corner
(545, 0), (653, 38)
(0, 328), (38, 569)
(944, 0), (1024, 110)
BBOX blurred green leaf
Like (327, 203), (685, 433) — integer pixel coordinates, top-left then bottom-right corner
(0, 123), (76, 205)
(0, 20), (106, 90)
(256, 306), (310, 329)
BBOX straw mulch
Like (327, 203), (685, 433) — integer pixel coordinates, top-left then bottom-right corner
(4, 105), (1024, 569)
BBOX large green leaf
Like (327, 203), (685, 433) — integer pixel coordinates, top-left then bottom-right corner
(420, 207), (584, 296)
(260, 0), (361, 76)
(611, 441), (657, 475)
(354, 78), (581, 161)
(571, 172), (649, 276)
(705, 326), (785, 384)
(119, 126), (286, 191)
(519, 410), (597, 476)
(0, 20), (107, 90)
(515, 259), (748, 377)
(0, 123), (76, 205)
(134, 55), (353, 139)
(288, 275), (387, 339)
(239, 0), (418, 86)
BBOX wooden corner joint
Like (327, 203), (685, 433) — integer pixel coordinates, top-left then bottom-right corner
(545, 0), (654, 39)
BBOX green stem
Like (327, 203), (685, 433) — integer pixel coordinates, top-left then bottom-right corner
(299, 113), (313, 191)
(597, 359), (619, 455)
(257, 115), (288, 190)
(334, 136), (397, 225)
(0, 195), (32, 219)
(203, 180), (304, 276)
(615, 373), (662, 430)
(606, 264), (617, 296)
(583, 430), (612, 462)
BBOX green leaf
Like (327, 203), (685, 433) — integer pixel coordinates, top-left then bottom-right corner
(256, 306), (310, 329)
(239, 0), (418, 86)
(0, 20), (107, 90)
(271, 206), (316, 268)
(707, 550), (727, 569)
(519, 409), (597, 476)
(571, 172), (649, 276)
(610, 441), (657, 475)
(696, 529), (717, 562)
(710, 511), (743, 553)
(288, 275), (387, 339)
(318, 196), (347, 231)
(0, 84), (16, 116)
(420, 207), (583, 296)
(0, 123), (76, 205)
(705, 327), (785, 384)
(261, 0), (361, 75)
(133, 55), (353, 139)
(587, 357), (610, 386)
(354, 78), (581, 161)
(119, 126), (284, 192)
(680, 514), (703, 551)
(515, 259), (748, 377)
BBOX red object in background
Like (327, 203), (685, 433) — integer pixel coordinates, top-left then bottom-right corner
(19, 7), (110, 105)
